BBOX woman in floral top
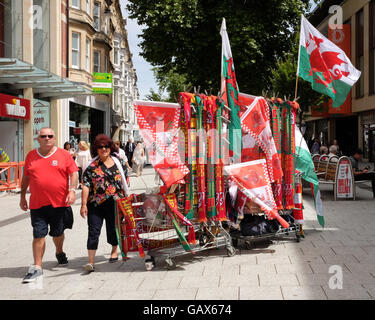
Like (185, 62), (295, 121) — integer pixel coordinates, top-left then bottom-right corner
(80, 134), (129, 273)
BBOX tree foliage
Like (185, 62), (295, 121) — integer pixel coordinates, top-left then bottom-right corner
(127, 0), (312, 96)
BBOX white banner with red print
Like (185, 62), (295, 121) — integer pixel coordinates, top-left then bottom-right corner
(134, 100), (189, 188)
(224, 159), (289, 228)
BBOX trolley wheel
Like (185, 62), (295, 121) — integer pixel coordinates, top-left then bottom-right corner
(245, 241), (254, 250)
(165, 257), (176, 270)
(227, 245), (236, 257)
(232, 238), (238, 248)
(296, 235), (301, 243)
(199, 233), (208, 246)
(145, 257), (155, 271)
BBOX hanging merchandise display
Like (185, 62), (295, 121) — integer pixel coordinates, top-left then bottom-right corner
(214, 98), (227, 221)
(268, 99), (299, 210)
(125, 92), (307, 268)
(205, 95), (217, 219)
(113, 18), (324, 270)
(240, 96), (283, 183)
(179, 92), (196, 220)
(116, 93), (236, 270)
(195, 95), (207, 222)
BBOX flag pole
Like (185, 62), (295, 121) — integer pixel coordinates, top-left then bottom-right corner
(295, 14), (303, 102)
(294, 75), (299, 101)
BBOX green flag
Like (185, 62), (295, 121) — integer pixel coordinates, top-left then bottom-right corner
(220, 18), (242, 160)
(295, 126), (324, 227)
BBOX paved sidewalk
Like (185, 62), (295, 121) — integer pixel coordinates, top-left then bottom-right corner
(0, 166), (375, 300)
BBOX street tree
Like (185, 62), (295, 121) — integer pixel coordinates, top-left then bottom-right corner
(127, 0), (314, 96)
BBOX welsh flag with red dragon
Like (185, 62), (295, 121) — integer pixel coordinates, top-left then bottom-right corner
(297, 15), (361, 108)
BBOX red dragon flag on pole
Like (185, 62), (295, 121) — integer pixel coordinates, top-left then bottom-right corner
(220, 18), (242, 161)
(297, 15), (361, 108)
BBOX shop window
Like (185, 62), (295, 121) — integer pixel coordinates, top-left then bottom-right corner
(72, 32), (80, 69)
(93, 51), (100, 73)
(69, 102), (104, 145)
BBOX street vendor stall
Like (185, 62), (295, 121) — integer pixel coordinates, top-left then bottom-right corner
(112, 18), (316, 270)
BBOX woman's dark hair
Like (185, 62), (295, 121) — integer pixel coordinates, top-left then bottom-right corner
(63, 142), (71, 150)
(91, 134), (118, 158)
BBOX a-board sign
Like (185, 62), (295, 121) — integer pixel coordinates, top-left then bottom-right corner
(336, 157), (354, 198)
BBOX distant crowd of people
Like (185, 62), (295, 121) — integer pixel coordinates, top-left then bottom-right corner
(310, 138), (342, 158)
(62, 137), (146, 186)
(309, 137), (375, 198)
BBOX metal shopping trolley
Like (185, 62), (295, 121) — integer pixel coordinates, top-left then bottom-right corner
(116, 193), (235, 271)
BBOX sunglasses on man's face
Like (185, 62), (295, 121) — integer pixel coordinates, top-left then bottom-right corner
(40, 135), (54, 139)
(97, 145), (110, 150)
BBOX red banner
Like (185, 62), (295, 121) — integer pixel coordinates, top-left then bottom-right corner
(0, 93), (30, 120)
(328, 25), (352, 115)
(311, 102), (329, 117)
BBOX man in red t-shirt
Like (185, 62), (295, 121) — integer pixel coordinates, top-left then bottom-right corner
(20, 127), (78, 283)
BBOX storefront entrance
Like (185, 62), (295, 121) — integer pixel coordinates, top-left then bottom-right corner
(364, 126), (375, 162)
(0, 120), (19, 163)
(335, 116), (358, 156)
(69, 102), (104, 148)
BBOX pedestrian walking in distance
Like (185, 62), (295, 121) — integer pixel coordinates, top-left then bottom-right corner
(125, 137), (136, 167)
(132, 141), (145, 176)
(20, 127), (79, 283)
(80, 134), (130, 273)
(75, 141), (92, 188)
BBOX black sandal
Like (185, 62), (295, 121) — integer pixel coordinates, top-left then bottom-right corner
(109, 257), (118, 263)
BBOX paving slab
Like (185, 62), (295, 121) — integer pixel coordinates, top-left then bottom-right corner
(239, 286), (283, 300)
(322, 285), (372, 300)
(196, 287), (239, 300)
(1, 166), (375, 300)
(281, 285), (327, 300)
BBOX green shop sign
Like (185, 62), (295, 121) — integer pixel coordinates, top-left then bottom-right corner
(92, 73), (113, 94)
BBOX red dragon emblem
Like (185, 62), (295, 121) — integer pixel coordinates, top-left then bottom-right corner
(307, 33), (350, 95)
